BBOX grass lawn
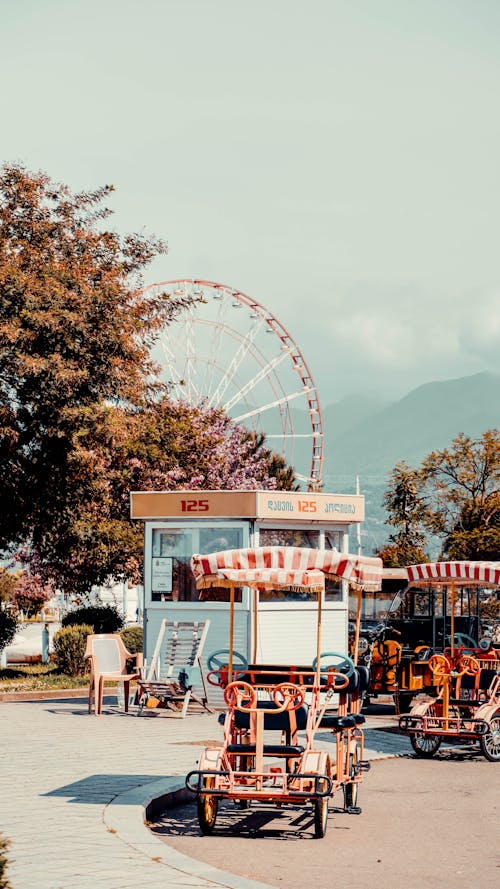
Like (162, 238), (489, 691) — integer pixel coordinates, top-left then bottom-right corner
(0, 663), (88, 692)
(0, 662), (107, 693)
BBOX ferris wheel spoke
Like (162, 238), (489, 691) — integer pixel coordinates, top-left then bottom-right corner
(184, 312), (199, 402)
(222, 349), (292, 412)
(264, 433), (317, 439)
(156, 337), (186, 391)
(233, 388), (314, 423)
(205, 316), (227, 398)
(203, 294), (233, 397)
(207, 319), (265, 408)
(295, 473), (315, 486)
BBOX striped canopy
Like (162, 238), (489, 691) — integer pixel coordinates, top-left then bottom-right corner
(191, 546), (383, 592)
(407, 561), (500, 587)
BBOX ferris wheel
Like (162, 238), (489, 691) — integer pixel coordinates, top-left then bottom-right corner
(144, 279), (324, 489)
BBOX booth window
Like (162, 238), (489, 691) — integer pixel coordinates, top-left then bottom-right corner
(259, 528), (319, 548)
(324, 531), (343, 601)
(324, 579), (343, 602)
(258, 588), (319, 602)
(151, 526), (244, 602)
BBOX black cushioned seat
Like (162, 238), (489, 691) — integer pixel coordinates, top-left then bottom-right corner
(318, 714), (356, 729)
(233, 701), (309, 731)
(343, 672), (360, 694)
(226, 743), (304, 756)
(478, 669), (497, 690)
(456, 668), (497, 696)
(356, 666), (371, 692)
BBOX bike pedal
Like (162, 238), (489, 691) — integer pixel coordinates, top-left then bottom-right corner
(359, 761), (371, 771)
(347, 806), (362, 815)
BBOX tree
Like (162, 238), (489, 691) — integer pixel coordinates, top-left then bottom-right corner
(0, 611), (17, 656)
(380, 431), (500, 562)
(0, 163), (192, 551)
(421, 430), (500, 560)
(376, 461), (429, 566)
(0, 165), (297, 597)
(10, 572), (53, 617)
(0, 568), (18, 606)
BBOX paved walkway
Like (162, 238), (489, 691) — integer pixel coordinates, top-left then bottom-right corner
(0, 696), (409, 889)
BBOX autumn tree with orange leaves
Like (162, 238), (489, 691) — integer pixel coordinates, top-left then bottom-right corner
(0, 165), (295, 596)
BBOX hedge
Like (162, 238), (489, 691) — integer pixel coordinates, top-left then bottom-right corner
(61, 604), (124, 634)
(53, 624), (93, 676)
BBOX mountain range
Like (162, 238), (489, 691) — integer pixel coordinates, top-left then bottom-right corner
(321, 371), (500, 483)
(302, 371), (499, 554)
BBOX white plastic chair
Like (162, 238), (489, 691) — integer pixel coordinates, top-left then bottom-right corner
(85, 634), (143, 716)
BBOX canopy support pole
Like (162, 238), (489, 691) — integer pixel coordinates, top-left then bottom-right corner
(315, 586), (323, 685)
(253, 588), (258, 663)
(229, 584), (235, 682)
(353, 586), (362, 666)
(450, 578), (455, 659)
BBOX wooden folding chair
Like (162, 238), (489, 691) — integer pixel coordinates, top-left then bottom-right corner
(137, 620), (212, 717)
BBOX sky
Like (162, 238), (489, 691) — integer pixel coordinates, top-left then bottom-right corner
(2, 0), (500, 408)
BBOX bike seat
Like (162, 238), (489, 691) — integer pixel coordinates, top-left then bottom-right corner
(226, 743), (304, 757)
(318, 714), (357, 729)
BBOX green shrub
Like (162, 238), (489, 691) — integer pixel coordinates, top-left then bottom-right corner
(53, 624), (93, 676)
(0, 833), (11, 889)
(61, 604), (124, 634)
(119, 625), (143, 654)
(0, 610), (17, 654)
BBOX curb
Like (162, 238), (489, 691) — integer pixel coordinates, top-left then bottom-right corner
(0, 688), (89, 702)
(104, 777), (275, 889)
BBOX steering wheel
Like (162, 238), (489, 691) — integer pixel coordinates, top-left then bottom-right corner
(312, 651), (355, 678)
(428, 654), (452, 679)
(312, 651), (356, 691)
(207, 649), (248, 671)
(272, 682), (305, 711)
(457, 654), (480, 676)
(223, 681), (256, 710)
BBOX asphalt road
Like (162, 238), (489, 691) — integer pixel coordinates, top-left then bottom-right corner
(153, 749), (500, 889)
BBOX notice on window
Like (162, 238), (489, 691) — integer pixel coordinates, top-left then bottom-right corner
(152, 557), (173, 592)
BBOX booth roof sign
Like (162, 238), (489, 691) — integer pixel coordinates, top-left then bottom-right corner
(130, 490), (364, 523)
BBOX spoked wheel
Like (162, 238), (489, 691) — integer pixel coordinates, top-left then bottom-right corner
(480, 713), (500, 762)
(197, 778), (218, 834)
(410, 733), (442, 758)
(344, 748), (360, 812)
(314, 796), (328, 838)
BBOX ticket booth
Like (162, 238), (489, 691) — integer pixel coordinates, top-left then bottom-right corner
(130, 489), (365, 669)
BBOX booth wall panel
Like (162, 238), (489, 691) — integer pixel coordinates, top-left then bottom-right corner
(254, 608), (348, 664)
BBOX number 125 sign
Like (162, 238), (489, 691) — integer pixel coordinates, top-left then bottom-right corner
(181, 499), (209, 512)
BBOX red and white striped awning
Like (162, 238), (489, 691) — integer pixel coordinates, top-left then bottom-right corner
(407, 561), (500, 587)
(191, 546), (383, 592)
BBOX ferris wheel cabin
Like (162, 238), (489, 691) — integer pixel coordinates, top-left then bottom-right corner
(131, 489), (365, 672)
